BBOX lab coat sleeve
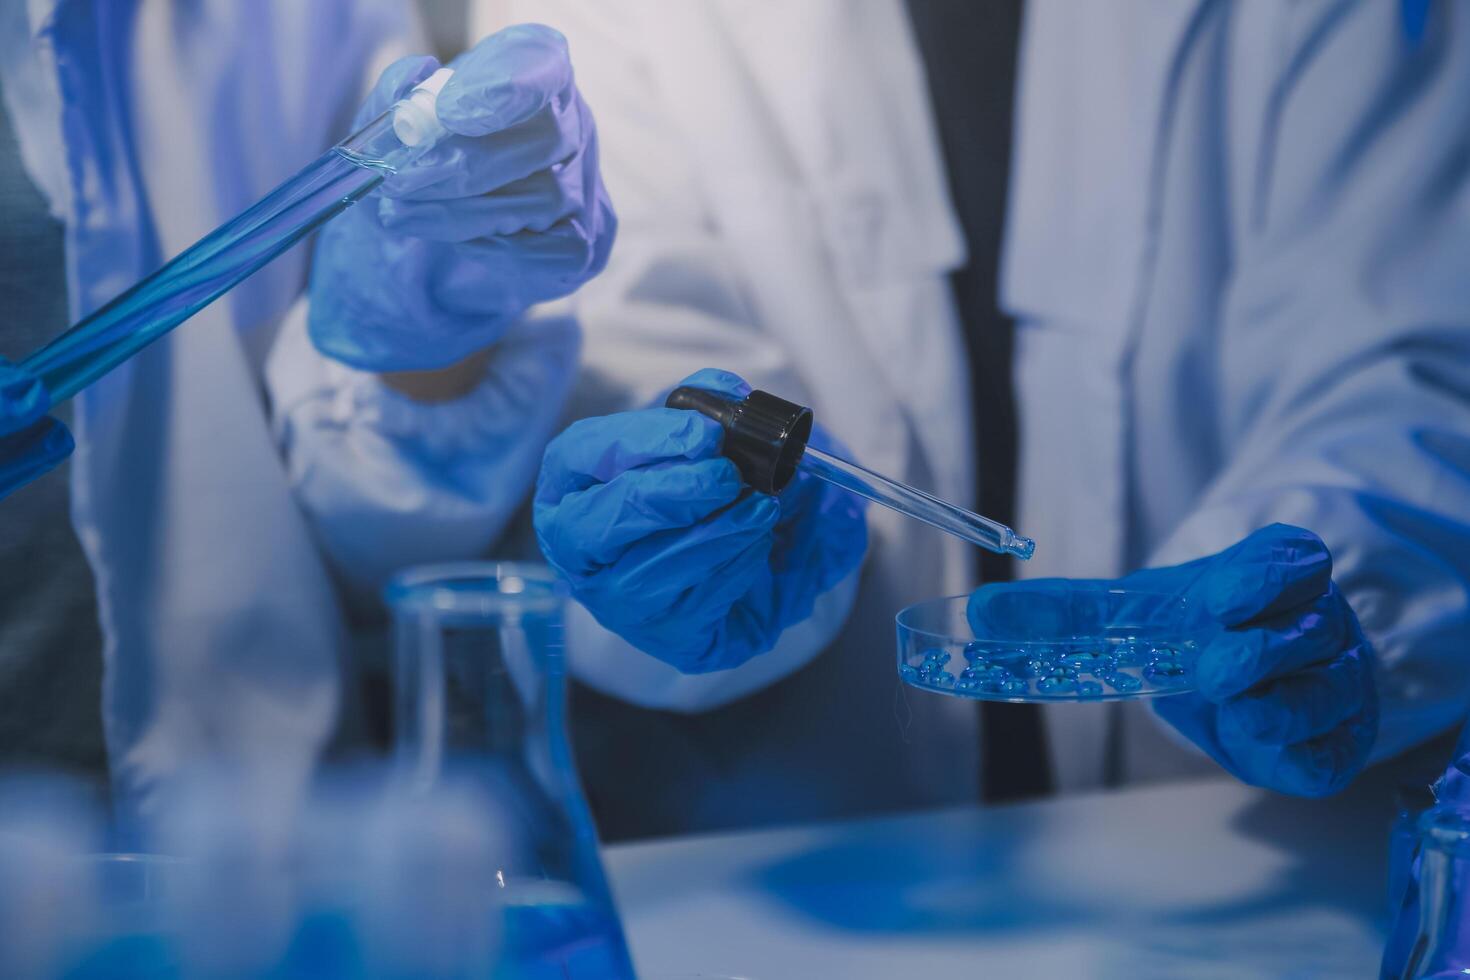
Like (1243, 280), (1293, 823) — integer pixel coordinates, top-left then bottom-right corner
(265, 299), (580, 603)
(476, 0), (862, 711)
(1149, 2), (1470, 763)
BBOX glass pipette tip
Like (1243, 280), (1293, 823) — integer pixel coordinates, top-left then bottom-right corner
(798, 446), (1035, 560)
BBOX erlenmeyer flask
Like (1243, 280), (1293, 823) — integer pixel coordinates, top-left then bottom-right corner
(387, 562), (635, 979)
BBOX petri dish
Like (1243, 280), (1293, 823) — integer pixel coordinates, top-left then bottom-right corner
(895, 587), (1205, 703)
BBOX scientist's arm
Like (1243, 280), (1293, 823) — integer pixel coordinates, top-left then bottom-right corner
(266, 24), (614, 602)
(481, 2), (869, 710)
(1148, 3), (1470, 776)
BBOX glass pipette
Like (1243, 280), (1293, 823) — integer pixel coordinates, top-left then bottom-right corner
(798, 444), (1034, 560)
(21, 69), (457, 403)
(664, 385), (1035, 560)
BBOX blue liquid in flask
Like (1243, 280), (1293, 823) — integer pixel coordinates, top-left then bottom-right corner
(498, 890), (635, 979)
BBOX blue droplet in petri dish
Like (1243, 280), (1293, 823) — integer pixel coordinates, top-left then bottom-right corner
(921, 648), (951, 667)
(1001, 678), (1030, 696)
(1104, 672), (1143, 693)
(1144, 661), (1189, 685)
(1077, 680), (1104, 697)
(963, 641), (991, 664)
(1062, 646), (1108, 670)
(1112, 643), (1148, 667)
(900, 664), (920, 682)
(1036, 675), (1079, 695)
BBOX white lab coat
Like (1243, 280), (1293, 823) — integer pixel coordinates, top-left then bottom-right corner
(0, 0), (578, 816)
(478, 0), (1470, 804)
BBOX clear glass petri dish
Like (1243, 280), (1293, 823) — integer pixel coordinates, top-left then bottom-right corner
(896, 587), (1204, 702)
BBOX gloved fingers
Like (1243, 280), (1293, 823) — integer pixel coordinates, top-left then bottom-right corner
(541, 458), (745, 573)
(377, 167), (583, 241)
(1217, 644), (1372, 744)
(384, 102), (581, 201)
(0, 359), (52, 436)
(435, 24), (577, 137)
(578, 495), (777, 607)
(602, 543), (775, 674)
(674, 368), (753, 400)
(354, 54), (441, 130)
(428, 215), (605, 311)
(672, 563), (782, 673)
(0, 417), (73, 500)
(387, 70), (588, 203)
(1193, 587), (1352, 700)
(578, 123), (616, 279)
(1247, 705), (1378, 798)
(537, 409), (727, 501)
(610, 495), (778, 595)
(1202, 523), (1333, 626)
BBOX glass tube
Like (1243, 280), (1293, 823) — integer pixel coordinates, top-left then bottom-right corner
(21, 78), (449, 403)
(798, 445), (1035, 560)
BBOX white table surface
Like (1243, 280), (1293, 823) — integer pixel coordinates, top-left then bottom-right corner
(603, 775), (1400, 979)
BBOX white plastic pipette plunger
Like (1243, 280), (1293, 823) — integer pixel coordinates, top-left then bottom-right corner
(393, 67), (455, 147)
(664, 385), (1036, 561)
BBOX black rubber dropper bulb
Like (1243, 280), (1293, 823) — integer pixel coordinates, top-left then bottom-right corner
(665, 386), (813, 495)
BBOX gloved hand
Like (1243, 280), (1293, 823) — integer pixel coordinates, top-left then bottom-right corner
(311, 25), (616, 372)
(534, 369), (868, 673)
(0, 360), (71, 500)
(968, 524), (1378, 797)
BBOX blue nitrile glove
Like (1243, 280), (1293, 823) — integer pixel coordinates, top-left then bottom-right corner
(311, 25), (616, 372)
(534, 369), (867, 673)
(968, 524), (1378, 797)
(0, 359), (71, 500)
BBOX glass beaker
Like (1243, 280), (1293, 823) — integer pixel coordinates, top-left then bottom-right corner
(1383, 804), (1470, 979)
(386, 562), (635, 980)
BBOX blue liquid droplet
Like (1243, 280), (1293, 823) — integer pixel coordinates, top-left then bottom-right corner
(1113, 644), (1147, 667)
(1077, 681), (1104, 697)
(921, 648), (951, 668)
(1104, 672), (1143, 693)
(1143, 662), (1189, 685)
(1036, 675), (1079, 695)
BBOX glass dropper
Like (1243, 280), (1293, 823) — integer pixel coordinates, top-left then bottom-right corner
(664, 384), (1035, 560)
(798, 445), (1034, 559)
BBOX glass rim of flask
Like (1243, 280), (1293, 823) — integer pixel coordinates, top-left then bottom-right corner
(1418, 803), (1470, 856)
(385, 561), (567, 619)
